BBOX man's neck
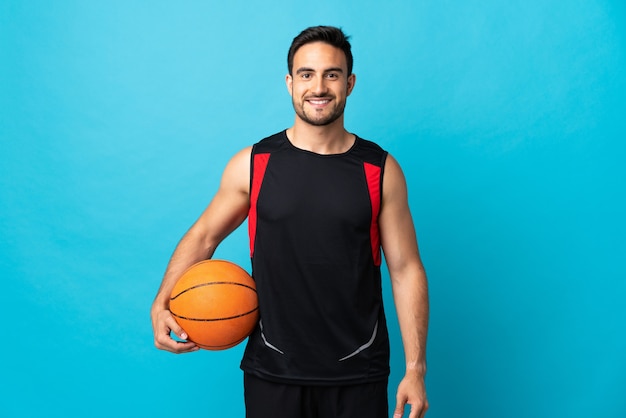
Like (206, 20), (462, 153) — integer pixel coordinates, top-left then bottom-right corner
(286, 117), (355, 155)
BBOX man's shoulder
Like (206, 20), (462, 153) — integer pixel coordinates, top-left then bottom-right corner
(252, 130), (287, 153)
(354, 135), (388, 166)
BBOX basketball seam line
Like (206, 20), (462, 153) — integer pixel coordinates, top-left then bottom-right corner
(170, 306), (259, 322)
(170, 281), (257, 300)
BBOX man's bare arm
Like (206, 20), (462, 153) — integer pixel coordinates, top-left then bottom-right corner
(151, 146), (252, 353)
(379, 154), (429, 418)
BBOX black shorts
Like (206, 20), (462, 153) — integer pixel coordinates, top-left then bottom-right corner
(244, 373), (389, 418)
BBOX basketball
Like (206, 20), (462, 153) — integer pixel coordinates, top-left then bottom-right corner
(169, 259), (259, 350)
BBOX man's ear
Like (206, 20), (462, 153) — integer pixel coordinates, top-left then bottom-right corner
(286, 74), (293, 97)
(347, 73), (356, 96)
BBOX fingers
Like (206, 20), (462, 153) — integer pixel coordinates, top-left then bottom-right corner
(152, 309), (199, 354)
(409, 400), (429, 418)
(165, 312), (188, 341)
(420, 402), (430, 418)
(394, 373), (429, 417)
(394, 392), (407, 418)
(394, 402), (429, 418)
(417, 400), (429, 418)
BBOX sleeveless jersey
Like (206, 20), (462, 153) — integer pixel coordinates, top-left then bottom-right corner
(240, 130), (390, 385)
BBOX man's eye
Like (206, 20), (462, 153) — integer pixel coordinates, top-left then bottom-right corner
(301, 73), (312, 79)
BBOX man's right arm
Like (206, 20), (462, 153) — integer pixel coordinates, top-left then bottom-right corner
(151, 146), (252, 353)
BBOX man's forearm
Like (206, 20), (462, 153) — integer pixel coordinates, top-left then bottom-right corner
(152, 226), (215, 310)
(392, 263), (429, 374)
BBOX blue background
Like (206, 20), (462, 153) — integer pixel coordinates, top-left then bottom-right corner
(2, 1), (625, 417)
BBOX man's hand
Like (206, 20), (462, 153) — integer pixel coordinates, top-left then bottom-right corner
(393, 372), (428, 418)
(151, 307), (199, 353)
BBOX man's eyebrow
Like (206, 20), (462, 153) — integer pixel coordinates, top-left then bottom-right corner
(295, 67), (345, 74)
(296, 67), (315, 74)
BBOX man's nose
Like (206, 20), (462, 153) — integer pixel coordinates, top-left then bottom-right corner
(311, 76), (328, 95)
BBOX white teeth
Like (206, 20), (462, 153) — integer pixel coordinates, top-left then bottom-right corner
(309, 100), (329, 105)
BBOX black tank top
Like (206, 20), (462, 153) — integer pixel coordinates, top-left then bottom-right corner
(241, 130), (390, 385)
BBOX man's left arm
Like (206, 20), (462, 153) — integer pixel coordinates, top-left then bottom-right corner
(379, 154), (429, 418)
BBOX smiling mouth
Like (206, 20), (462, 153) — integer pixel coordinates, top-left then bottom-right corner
(307, 98), (331, 106)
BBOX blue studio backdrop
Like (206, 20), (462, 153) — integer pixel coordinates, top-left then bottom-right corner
(1, 1), (625, 417)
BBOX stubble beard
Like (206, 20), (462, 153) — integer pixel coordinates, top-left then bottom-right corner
(293, 96), (347, 127)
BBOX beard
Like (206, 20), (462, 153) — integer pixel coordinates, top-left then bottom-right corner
(292, 95), (347, 126)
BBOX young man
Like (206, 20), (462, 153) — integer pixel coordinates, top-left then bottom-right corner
(151, 26), (429, 418)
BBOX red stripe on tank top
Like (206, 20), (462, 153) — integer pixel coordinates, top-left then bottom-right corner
(249, 153), (271, 257)
(363, 162), (382, 266)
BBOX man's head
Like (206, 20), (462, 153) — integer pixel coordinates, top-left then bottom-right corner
(287, 26), (353, 76)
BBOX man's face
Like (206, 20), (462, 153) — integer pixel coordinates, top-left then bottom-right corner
(287, 42), (356, 127)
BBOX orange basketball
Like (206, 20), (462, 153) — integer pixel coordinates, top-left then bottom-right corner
(169, 259), (258, 350)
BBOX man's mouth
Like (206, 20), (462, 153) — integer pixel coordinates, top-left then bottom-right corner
(306, 98), (331, 108)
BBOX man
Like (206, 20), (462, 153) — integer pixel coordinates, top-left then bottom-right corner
(151, 26), (429, 418)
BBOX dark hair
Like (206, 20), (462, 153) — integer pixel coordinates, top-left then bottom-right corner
(287, 26), (353, 75)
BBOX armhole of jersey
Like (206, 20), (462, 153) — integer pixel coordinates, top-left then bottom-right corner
(380, 151), (388, 203)
(363, 154), (386, 267)
(249, 151), (271, 258)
